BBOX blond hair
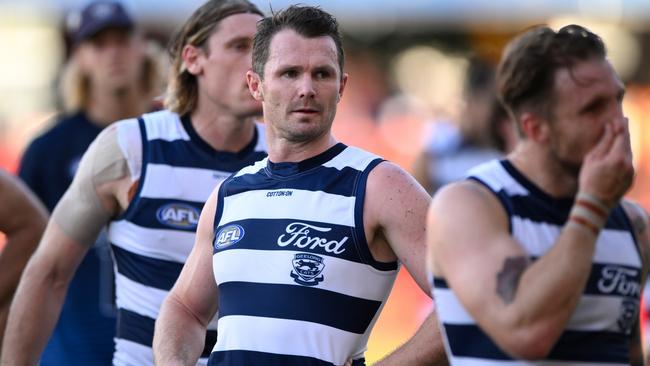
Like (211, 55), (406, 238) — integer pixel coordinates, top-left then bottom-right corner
(60, 40), (166, 113)
(164, 0), (262, 116)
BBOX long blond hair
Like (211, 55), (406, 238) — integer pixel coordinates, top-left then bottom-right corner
(164, 0), (263, 116)
(59, 40), (166, 113)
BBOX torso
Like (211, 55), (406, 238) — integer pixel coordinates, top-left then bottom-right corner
(107, 110), (267, 366)
(209, 143), (398, 366)
(433, 159), (642, 365)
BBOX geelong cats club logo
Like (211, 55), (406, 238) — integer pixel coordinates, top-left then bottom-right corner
(291, 253), (325, 286)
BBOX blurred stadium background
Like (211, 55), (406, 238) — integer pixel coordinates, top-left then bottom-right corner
(2, 0), (650, 363)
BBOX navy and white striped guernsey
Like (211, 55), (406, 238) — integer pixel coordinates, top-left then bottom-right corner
(107, 110), (267, 366)
(210, 143), (399, 366)
(432, 159), (642, 366)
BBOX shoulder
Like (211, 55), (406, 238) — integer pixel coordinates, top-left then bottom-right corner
(621, 200), (650, 263)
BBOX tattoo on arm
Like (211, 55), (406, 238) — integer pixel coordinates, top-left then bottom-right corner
(632, 215), (646, 239)
(496, 256), (529, 304)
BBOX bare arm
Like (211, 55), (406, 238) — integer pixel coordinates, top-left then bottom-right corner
(364, 162), (447, 366)
(154, 186), (220, 365)
(427, 120), (634, 359)
(1, 126), (129, 365)
(0, 171), (47, 352)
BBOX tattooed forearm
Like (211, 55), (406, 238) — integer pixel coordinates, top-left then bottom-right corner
(496, 256), (529, 304)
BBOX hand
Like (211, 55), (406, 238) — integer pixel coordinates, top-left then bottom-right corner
(579, 117), (634, 208)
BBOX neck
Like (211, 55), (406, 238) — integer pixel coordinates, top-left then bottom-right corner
(508, 141), (579, 198)
(190, 101), (256, 153)
(86, 85), (149, 127)
(266, 128), (337, 163)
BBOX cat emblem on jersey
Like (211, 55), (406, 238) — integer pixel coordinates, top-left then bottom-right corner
(291, 253), (325, 286)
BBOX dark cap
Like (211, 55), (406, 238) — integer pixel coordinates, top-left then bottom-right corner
(68, 1), (135, 43)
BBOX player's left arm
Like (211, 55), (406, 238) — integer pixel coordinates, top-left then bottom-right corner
(364, 161), (448, 366)
(622, 200), (650, 366)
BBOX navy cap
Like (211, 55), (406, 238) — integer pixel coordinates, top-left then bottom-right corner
(68, 1), (134, 43)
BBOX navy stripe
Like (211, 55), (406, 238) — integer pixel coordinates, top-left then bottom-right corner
(218, 281), (382, 334)
(444, 324), (630, 362)
(208, 350), (366, 366)
(148, 139), (266, 171)
(111, 245), (183, 290)
(583, 262), (642, 298)
(213, 218), (394, 268)
(117, 309), (217, 357)
(353, 158), (396, 271)
(432, 277), (449, 289)
(225, 164), (362, 198)
(125, 197), (203, 232)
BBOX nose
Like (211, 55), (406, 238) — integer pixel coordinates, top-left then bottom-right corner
(298, 75), (316, 99)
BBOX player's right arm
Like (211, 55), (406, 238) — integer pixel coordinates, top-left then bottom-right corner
(0, 124), (132, 365)
(153, 185), (220, 365)
(427, 120), (634, 360)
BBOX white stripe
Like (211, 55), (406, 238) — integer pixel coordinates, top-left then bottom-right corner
(142, 110), (189, 142)
(233, 158), (267, 178)
(140, 164), (222, 202)
(322, 146), (380, 171)
(512, 217), (641, 267)
(214, 315), (364, 365)
(115, 272), (166, 320)
(450, 356), (627, 366)
(467, 160), (529, 197)
(213, 249), (397, 301)
(116, 118), (143, 182)
(435, 287), (625, 332)
(109, 220), (195, 263)
(220, 189), (355, 227)
(113, 338), (153, 366)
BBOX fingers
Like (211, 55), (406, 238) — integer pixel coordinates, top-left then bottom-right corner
(586, 122), (615, 160)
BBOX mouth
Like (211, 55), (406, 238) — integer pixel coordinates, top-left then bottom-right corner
(292, 108), (320, 115)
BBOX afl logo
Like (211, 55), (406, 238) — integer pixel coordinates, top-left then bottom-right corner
(156, 203), (200, 229)
(215, 225), (245, 249)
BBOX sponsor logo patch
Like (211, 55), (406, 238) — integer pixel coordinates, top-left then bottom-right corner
(214, 224), (245, 249)
(156, 203), (200, 229)
(290, 253), (325, 286)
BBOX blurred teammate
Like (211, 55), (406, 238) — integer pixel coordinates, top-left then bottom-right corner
(413, 58), (515, 194)
(428, 24), (647, 364)
(0, 170), (47, 355)
(2, 1), (266, 365)
(154, 5), (447, 365)
(16, 1), (161, 364)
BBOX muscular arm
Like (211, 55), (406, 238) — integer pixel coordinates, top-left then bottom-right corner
(427, 121), (635, 359)
(1, 125), (131, 365)
(365, 162), (448, 366)
(0, 171), (47, 352)
(154, 186), (220, 365)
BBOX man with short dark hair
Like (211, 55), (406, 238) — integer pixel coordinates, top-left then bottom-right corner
(154, 5), (448, 366)
(428, 24), (647, 365)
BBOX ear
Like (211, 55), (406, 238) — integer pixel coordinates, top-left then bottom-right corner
(73, 45), (91, 72)
(337, 72), (348, 103)
(246, 70), (264, 101)
(181, 44), (203, 75)
(520, 111), (550, 143)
